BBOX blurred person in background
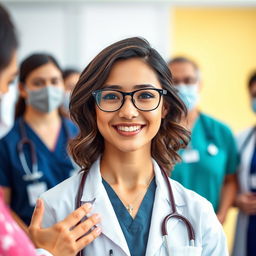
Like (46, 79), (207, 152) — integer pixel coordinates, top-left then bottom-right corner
(168, 57), (239, 224)
(0, 3), (101, 255)
(0, 53), (79, 233)
(62, 68), (80, 113)
(232, 72), (256, 256)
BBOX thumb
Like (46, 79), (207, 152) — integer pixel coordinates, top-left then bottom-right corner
(30, 198), (45, 229)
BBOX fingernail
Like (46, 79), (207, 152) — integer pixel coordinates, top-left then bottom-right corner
(36, 199), (42, 208)
(95, 227), (101, 235)
(84, 203), (92, 209)
(93, 214), (101, 221)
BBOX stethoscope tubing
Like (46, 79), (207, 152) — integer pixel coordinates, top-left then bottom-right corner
(75, 167), (196, 256)
(17, 118), (71, 181)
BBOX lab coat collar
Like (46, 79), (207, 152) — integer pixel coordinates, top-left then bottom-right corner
(152, 159), (185, 207)
(145, 160), (186, 256)
(81, 158), (186, 256)
(81, 158), (131, 255)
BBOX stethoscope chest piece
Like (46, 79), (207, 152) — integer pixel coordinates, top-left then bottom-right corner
(207, 143), (218, 156)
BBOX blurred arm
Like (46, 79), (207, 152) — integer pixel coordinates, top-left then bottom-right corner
(216, 173), (238, 224)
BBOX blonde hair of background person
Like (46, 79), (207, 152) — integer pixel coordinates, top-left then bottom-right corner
(0, 3), (101, 256)
(232, 72), (256, 256)
(168, 57), (239, 224)
(40, 37), (228, 256)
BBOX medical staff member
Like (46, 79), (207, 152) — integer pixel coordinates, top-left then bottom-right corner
(232, 72), (256, 256)
(168, 57), (238, 224)
(0, 53), (79, 233)
(0, 4), (101, 256)
(40, 37), (228, 256)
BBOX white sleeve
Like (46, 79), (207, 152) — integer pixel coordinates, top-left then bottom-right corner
(201, 202), (228, 256)
(35, 248), (53, 256)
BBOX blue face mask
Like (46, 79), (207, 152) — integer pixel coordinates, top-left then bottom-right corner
(251, 98), (256, 113)
(174, 84), (199, 110)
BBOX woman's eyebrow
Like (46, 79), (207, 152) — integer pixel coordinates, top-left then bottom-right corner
(102, 84), (155, 90)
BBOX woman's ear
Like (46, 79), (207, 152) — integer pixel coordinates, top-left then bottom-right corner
(19, 82), (27, 98)
(161, 103), (169, 119)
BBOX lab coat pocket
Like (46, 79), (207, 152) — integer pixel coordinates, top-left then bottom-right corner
(167, 246), (202, 256)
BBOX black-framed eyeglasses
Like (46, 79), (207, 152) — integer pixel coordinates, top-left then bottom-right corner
(92, 88), (167, 112)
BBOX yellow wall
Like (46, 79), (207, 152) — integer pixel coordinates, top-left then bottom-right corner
(171, 7), (256, 133)
(171, 7), (256, 252)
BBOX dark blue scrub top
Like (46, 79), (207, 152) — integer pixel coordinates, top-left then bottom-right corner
(0, 117), (78, 225)
(247, 144), (256, 256)
(102, 178), (156, 256)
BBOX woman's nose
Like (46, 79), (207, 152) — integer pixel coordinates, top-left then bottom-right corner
(118, 96), (139, 119)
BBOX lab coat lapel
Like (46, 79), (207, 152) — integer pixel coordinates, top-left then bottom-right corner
(81, 159), (131, 256)
(145, 161), (185, 256)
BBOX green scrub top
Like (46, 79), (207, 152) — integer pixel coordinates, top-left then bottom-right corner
(171, 113), (239, 211)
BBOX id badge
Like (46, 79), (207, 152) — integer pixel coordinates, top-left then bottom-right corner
(27, 182), (47, 206)
(250, 174), (256, 189)
(182, 149), (200, 163)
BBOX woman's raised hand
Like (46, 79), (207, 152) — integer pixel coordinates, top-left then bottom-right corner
(28, 199), (101, 256)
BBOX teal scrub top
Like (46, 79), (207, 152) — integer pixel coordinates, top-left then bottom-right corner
(171, 113), (239, 211)
(102, 178), (156, 256)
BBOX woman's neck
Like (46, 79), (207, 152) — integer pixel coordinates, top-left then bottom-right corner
(24, 106), (61, 128)
(100, 148), (154, 188)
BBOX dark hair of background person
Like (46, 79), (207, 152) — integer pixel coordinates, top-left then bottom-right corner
(63, 68), (80, 80)
(69, 37), (191, 173)
(248, 72), (256, 90)
(168, 56), (199, 72)
(0, 4), (18, 73)
(15, 53), (65, 118)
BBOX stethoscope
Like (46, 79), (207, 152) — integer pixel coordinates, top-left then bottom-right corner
(75, 168), (196, 256)
(17, 118), (72, 181)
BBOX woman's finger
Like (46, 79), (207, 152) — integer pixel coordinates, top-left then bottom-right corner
(76, 226), (102, 251)
(71, 214), (101, 240)
(29, 198), (45, 229)
(60, 203), (93, 228)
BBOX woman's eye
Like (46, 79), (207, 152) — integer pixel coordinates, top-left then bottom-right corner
(102, 93), (119, 100)
(33, 81), (44, 87)
(138, 92), (155, 99)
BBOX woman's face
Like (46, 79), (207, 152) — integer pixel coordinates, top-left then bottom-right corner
(95, 57), (167, 154)
(21, 62), (64, 95)
(0, 51), (18, 95)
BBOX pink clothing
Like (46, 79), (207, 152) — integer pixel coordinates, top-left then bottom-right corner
(0, 187), (37, 256)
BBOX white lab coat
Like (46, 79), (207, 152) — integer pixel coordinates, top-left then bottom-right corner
(232, 127), (255, 256)
(41, 158), (228, 256)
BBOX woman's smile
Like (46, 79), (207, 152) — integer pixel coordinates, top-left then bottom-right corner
(113, 123), (146, 136)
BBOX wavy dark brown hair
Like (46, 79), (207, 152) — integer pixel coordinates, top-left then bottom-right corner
(69, 37), (190, 173)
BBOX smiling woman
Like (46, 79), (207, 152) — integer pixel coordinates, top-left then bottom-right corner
(39, 37), (229, 256)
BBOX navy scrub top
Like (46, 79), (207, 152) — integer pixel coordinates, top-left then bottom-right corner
(102, 178), (156, 256)
(0, 117), (78, 225)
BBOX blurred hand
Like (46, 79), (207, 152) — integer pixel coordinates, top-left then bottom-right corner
(29, 199), (101, 256)
(236, 192), (256, 215)
(216, 212), (226, 224)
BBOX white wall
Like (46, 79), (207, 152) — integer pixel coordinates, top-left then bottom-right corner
(3, 1), (171, 70)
